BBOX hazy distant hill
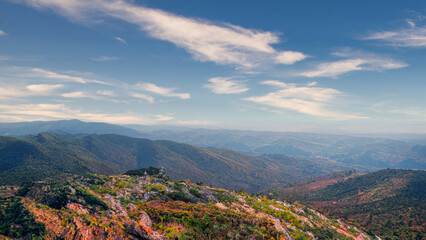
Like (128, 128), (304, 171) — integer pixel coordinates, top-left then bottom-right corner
(2, 120), (425, 170)
(278, 169), (426, 239)
(0, 119), (146, 138)
(134, 128), (426, 170)
(0, 133), (349, 192)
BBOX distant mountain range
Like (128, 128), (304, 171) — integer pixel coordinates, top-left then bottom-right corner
(135, 128), (426, 170)
(1, 119), (425, 170)
(0, 119), (144, 138)
(277, 169), (425, 239)
(0, 132), (350, 192)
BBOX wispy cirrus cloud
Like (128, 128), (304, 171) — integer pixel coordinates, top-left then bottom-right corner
(61, 91), (91, 98)
(0, 103), (173, 124)
(136, 82), (190, 99)
(91, 56), (118, 62)
(26, 84), (63, 94)
(30, 68), (108, 84)
(297, 50), (407, 78)
(61, 90), (126, 103)
(0, 30), (7, 36)
(15, 0), (307, 68)
(245, 80), (366, 119)
(364, 18), (426, 47)
(0, 84), (63, 99)
(0, 66), (187, 104)
(96, 90), (114, 96)
(129, 92), (155, 103)
(114, 36), (127, 44)
(204, 77), (249, 94)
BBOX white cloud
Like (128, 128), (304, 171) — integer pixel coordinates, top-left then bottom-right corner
(260, 80), (288, 88)
(114, 36), (127, 44)
(136, 82), (190, 99)
(364, 19), (426, 47)
(130, 92), (155, 103)
(0, 30), (7, 36)
(0, 86), (30, 99)
(245, 80), (366, 119)
(0, 84), (63, 99)
(61, 91), (90, 98)
(275, 51), (308, 65)
(26, 84), (63, 94)
(0, 103), (173, 125)
(96, 90), (114, 96)
(30, 68), (107, 84)
(16, 0), (307, 68)
(297, 50), (407, 78)
(61, 91), (128, 103)
(91, 56), (118, 61)
(204, 77), (249, 94)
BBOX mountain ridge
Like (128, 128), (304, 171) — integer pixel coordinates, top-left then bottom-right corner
(0, 132), (350, 193)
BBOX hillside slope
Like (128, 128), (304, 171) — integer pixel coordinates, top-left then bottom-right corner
(0, 133), (348, 192)
(135, 128), (426, 169)
(2, 120), (425, 170)
(0, 170), (373, 239)
(278, 169), (426, 239)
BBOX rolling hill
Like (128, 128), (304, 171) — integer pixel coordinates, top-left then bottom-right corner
(132, 128), (426, 170)
(277, 169), (426, 239)
(0, 133), (350, 193)
(2, 120), (425, 170)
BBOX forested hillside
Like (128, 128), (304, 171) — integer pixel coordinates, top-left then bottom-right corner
(0, 133), (349, 193)
(278, 169), (426, 239)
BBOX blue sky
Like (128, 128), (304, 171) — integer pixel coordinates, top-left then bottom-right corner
(0, 0), (425, 133)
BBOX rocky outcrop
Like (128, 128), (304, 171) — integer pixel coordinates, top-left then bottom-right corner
(4, 173), (373, 240)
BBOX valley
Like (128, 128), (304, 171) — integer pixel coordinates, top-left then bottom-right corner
(277, 169), (425, 239)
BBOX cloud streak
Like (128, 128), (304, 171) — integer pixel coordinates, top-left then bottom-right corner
(364, 19), (426, 47)
(91, 56), (118, 62)
(204, 77), (249, 94)
(136, 82), (190, 99)
(0, 84), (63, 99)
(26, 84), (63, 94)
(16, 0), (307, 68)
(0, 103), (173, 125)
(114, 36), (127, 44)
(129, 92), (155, 103)
(245, 80), (366, 119)
(30, 68), (107, 84)
(0, 30), (7, 36)
(297, 50), (407, 78)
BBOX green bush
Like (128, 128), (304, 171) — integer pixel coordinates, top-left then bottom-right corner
(0, 197), (46, 238)
(76, 188), (109, 210)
